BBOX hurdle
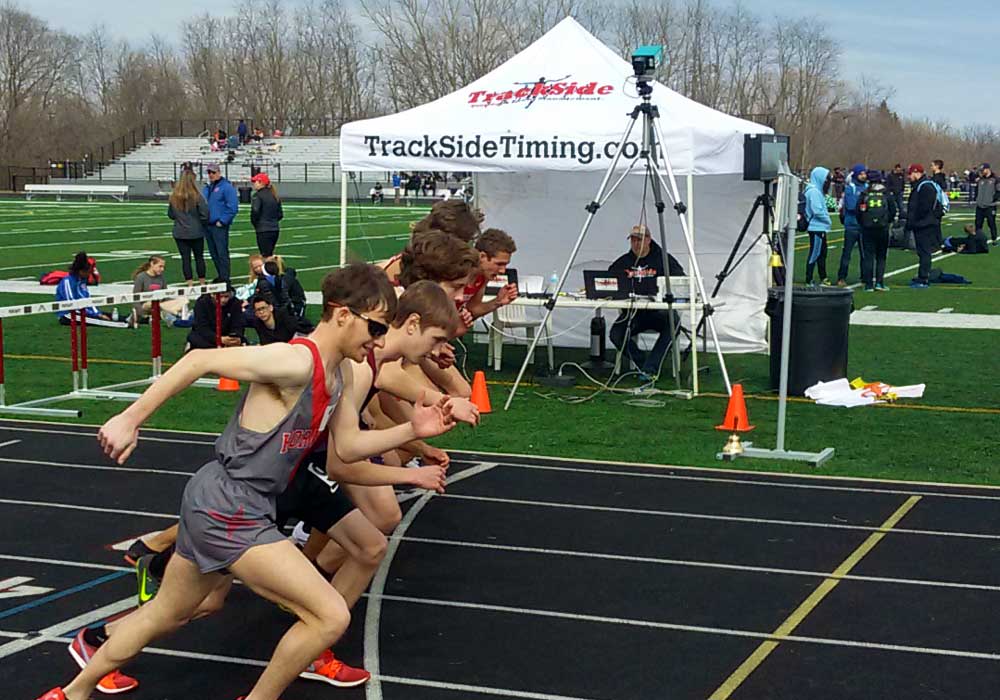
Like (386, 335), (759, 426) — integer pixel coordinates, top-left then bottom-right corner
(0, 283), (227, 417)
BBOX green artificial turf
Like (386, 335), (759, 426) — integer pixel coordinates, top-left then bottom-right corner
(1, 200), (998, 485)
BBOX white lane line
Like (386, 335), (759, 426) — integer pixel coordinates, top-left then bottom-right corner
(0, 440), (20, 449)
(937, 307), (954, 313)
(0, 497), (177, 520)
(399, 536), (1000, 593)
(0, 554), (130, 572)
(484, 461), (1000, 502)
(0, 425), (215, 447)
(0, 596), (135, 659)
(0, 632), (595, 700)
(440, 493), (1000, 540)
(366, 461), (500, 700)
(380, 594), (1000, 662)
(0, 456), (193, 477)
(859, 305), (879, 311)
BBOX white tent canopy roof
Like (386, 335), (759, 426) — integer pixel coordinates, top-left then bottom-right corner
(340, 17), (772, 175)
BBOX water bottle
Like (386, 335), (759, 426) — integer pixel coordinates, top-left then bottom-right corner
(111, 308), (119, 321)
(546, 270), (559, 296)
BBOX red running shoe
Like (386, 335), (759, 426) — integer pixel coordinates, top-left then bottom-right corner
(299, 649), (371, 687)
(68, 629), (139, 695)
(35, 690), (66, 700)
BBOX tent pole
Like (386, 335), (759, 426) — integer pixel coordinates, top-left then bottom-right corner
(687, 173), (698, 395)
(503, 116), (642, 410)
(340, 174), (348, 267)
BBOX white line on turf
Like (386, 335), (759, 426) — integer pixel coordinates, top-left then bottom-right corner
(439, 493), (1000, 540)
(0, 596), (135, 659)
(937, 308), (954, 313)
(0, 456), (194, 477)
(366, 461), (499, 700)
(378, 593), (1000, 662)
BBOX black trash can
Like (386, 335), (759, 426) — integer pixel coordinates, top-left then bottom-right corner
(765, 287), (853, 395)
(238, 185), (252, 204)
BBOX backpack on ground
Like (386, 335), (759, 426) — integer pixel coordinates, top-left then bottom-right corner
(888, 222), (914, 250)
(918, 179), (950, 219)
(858, 184), (890, 228)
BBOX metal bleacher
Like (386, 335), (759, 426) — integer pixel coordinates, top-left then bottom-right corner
(86, 136), (345, 183)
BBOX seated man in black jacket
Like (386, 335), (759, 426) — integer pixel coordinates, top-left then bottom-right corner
(608, 225), (685, 380)
(186, 279), (246, 350)
(250, 292), (312, 345)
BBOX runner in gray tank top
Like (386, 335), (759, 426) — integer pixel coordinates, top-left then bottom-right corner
(37, 264), (458, 700)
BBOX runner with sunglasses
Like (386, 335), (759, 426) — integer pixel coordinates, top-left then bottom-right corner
(37, 264), (458, 700)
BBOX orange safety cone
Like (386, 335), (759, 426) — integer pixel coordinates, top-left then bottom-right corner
(470, 370), (492, 414)
(217, 376), (240, 392)
(715, 383), (754, 432)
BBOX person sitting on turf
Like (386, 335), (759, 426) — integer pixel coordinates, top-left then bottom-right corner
(129, 256), (193, 328)
(942, 224), (991, 254)
(54, 252), (128, 329)
(186, 279), (246, 350)
(251, 292), (312, 345)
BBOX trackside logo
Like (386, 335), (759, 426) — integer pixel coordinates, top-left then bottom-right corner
(467, 75), (614, 108)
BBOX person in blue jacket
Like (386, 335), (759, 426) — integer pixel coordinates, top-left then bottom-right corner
(54, 252), (128, 328)
(803, 166), (833, 286)
(202, 163), (239, 281)
(836, 163), (868, 285)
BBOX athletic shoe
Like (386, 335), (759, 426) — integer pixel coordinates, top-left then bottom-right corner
(909, 281), (929, 289)
(123, 539), (155, 566)
(300, 649), (371, 687)
(836, 279), (847, 287)
(291, 521), (309, 547)
(136, 554), (160, 606)
(820, 278), (833, 286)
(35, 690), (67, 700)
(875, 283), (890, 292)
(68, 630), (139, 695)
(863, 286), (874, 292)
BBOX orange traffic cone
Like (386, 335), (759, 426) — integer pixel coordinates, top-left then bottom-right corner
(470, 370), (492, 414)
(715, 383), (754, 432)
(217, 376), (240, 392)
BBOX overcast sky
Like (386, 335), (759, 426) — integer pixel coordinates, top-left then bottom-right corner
(29, 0), (998, 128)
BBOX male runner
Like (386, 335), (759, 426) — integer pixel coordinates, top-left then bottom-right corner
(37, 264), (456, 700)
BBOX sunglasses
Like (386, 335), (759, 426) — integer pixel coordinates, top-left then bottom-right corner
(348, 308), (389, 339)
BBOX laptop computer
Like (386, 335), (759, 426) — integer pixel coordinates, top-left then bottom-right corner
(485, 268), (518, 295)
(583, 270), (628, 299)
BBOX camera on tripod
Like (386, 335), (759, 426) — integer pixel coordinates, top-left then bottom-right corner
(632, 45), (663, 94)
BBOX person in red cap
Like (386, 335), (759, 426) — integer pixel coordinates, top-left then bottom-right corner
(250, 172), (284, 256)
(904, 164), (940, 287)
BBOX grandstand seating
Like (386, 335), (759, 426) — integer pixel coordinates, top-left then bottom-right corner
(87, 137), (345, 183)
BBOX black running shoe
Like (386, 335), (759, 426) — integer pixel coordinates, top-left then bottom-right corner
(123, 539), (156, 566)
(136, 554), (161, 606)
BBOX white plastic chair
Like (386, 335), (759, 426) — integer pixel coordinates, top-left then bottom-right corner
(488, 303), (555, 372)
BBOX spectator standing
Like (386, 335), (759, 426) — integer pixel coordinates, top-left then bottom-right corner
(201, 162), (239, 281)
(974, 163), (998, 245)
(886, 164), (905, 221)
(804, 166), (833, 286)
(837, 164), (868, 286)
(832, 167), (846, 199)
(905, 164), (939, 288)
(405, 173), (421, 200)
(392, 172), (402, 204)
(168, 170), (209, 287)
(931, 159), (948, 191)
(237, 119), (248, 144)
(858, 170), (897, 292)
(422, 173), (435, 197)
(249, 172), (284, 256)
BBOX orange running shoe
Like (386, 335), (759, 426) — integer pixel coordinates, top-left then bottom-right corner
(68, 629), (139, 695)
(35, 690), (66, 700)
(299, 649), (371, 687)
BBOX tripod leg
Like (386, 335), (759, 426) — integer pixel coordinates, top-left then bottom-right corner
(504, 114), (643, 410)
(650, 118), (732, 395)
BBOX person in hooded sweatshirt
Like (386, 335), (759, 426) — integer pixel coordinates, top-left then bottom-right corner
(905, 164), (940, 288)
(836, 164), (867, 286)
(803, 166), (833, 286)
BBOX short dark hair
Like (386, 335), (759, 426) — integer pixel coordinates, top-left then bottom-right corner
(320, 263), (397, 321)
(932, 159), (944, 170)
(393, 280), (460, 334)
(252, 292), (274, 307)
(399, 230), (479, 287)
(475, 228), (517, 258)
(411, 200), (481, 242)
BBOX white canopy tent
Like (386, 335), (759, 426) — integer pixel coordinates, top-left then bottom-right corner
(340, 17), (774, 352)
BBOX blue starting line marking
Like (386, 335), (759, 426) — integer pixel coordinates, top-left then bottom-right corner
(0, 570), (130, 621)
